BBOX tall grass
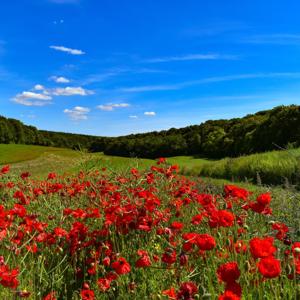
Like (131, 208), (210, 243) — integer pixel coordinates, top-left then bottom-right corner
(180, 148), (300, 187)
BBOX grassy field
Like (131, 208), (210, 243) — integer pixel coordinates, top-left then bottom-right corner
(2, 144), (300, 189)
(0, 154), (299, 299)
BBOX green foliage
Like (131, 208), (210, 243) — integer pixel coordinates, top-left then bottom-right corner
(93, 105), (300, 159)
(1, 105), (300, 160)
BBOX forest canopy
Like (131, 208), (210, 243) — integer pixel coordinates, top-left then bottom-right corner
(1, 105), (300, 159)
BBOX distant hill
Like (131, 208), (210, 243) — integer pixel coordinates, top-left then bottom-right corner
(1, 105), (300, 159)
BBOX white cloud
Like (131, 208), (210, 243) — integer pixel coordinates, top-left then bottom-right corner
(64, 106), (90, 120)
(144, 54), (238, 63)
(52, 86), (94, 96)
(50, 76), (71, 83)
(34, 84), (45, 91)
(50, 45), (85, 55)
(12, 91), (52, 106)
(97, 103), (130, 111)
(144, 111), (156, 116)
(129, 115), (138, 119)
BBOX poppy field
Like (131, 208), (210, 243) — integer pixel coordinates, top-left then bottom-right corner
(0, 160), (299, 299)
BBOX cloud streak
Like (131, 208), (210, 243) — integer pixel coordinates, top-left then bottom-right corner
(243, 34), (300, 45)
(144, 111), (156, 116)
(97, 103), (130, 111)
(120, 72), (300, 93)
(52, 86), (94, 96)
(144, 53), (238, 63)
(50, 45), (85, 55)
(49, 0), (80, 4)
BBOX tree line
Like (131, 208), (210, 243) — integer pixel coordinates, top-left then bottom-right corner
(1, 105), (300, 159)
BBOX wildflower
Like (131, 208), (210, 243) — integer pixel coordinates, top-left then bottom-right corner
(256, 193), (271, 206)
(111, 257), (131, 275)
(219, 290), (241, 300)
(249, 237), (276, 259)
(217, 262), (240, 283)
(1, 165), (10, 174)
(162, 287), (176, 299)
(43, 292), (56, 300)
(162, 248), (177, 265)
(135, 250), (151, 268)
(177, 281), (198, 300)
(196, 234), (216, 251)
(258, 257), (281, 278)
(80, 289), (95, 300)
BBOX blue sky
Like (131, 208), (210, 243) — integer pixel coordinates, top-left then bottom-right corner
(1, 0), (300, 136)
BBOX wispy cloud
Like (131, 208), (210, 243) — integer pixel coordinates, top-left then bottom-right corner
(243, 34), (300, 45)
(0, 40), (5, 55)
(129, 115), (138, 119)
(49, 0), (80, 4)
(64, 106), (90, 120)
(182, 22), (250, 38)
(97, 103), (130, 111)
(80, 68), (168, 86)
(144, 111), (156, 116)
(52, 86), (93, 96)
(50, 45), (85, 55)
(121, 84), (179, 93)
(12, 91), (52, 106)
(143, 53), (238, 63)
(50, 76), (71, 83)
(120, 72), (300, 93)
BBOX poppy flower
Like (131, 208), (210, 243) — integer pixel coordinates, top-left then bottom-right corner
(97, 278), (111, 292)
(111, 257), (131, 275)
(217, 262), (240, 283)
(258, 257), (281, 278)
(256, 193), (271, 206)
(176, 281), (198, 300)
(249, 237), (276, 259)
(162, 287), (176, 299)
(196, 234), (216, 251)
(135, 250), (151, 268)
(162, 248), (177, 265)
(218, 290), (241, 300)
(80, 289), (95, 300)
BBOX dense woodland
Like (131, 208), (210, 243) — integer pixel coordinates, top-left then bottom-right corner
(1, 105), (300, 158)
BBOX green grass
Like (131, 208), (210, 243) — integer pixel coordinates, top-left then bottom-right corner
(2, 144), (300, 188)
(180, 148), (300, 187)
(0, 144), (80, 164)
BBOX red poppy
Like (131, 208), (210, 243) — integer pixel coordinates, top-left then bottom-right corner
(196, 234), (216, 251)
(256, 193), (271, 206)
(249, 237), (276, 259)
(162, 287), (176, 299)
(111, 257), (131, 275)
(219, 290), (241, 300)
(135, 250), (151, 268)
(80, 289), (95, 300)
(97, 278), (111, 292)
(1, 165), (10, 174)
(258, 257), (281, 278)
(217, 262), (240, 283)
(162, 248), (177, 265)
(176, 281), (198, 300)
